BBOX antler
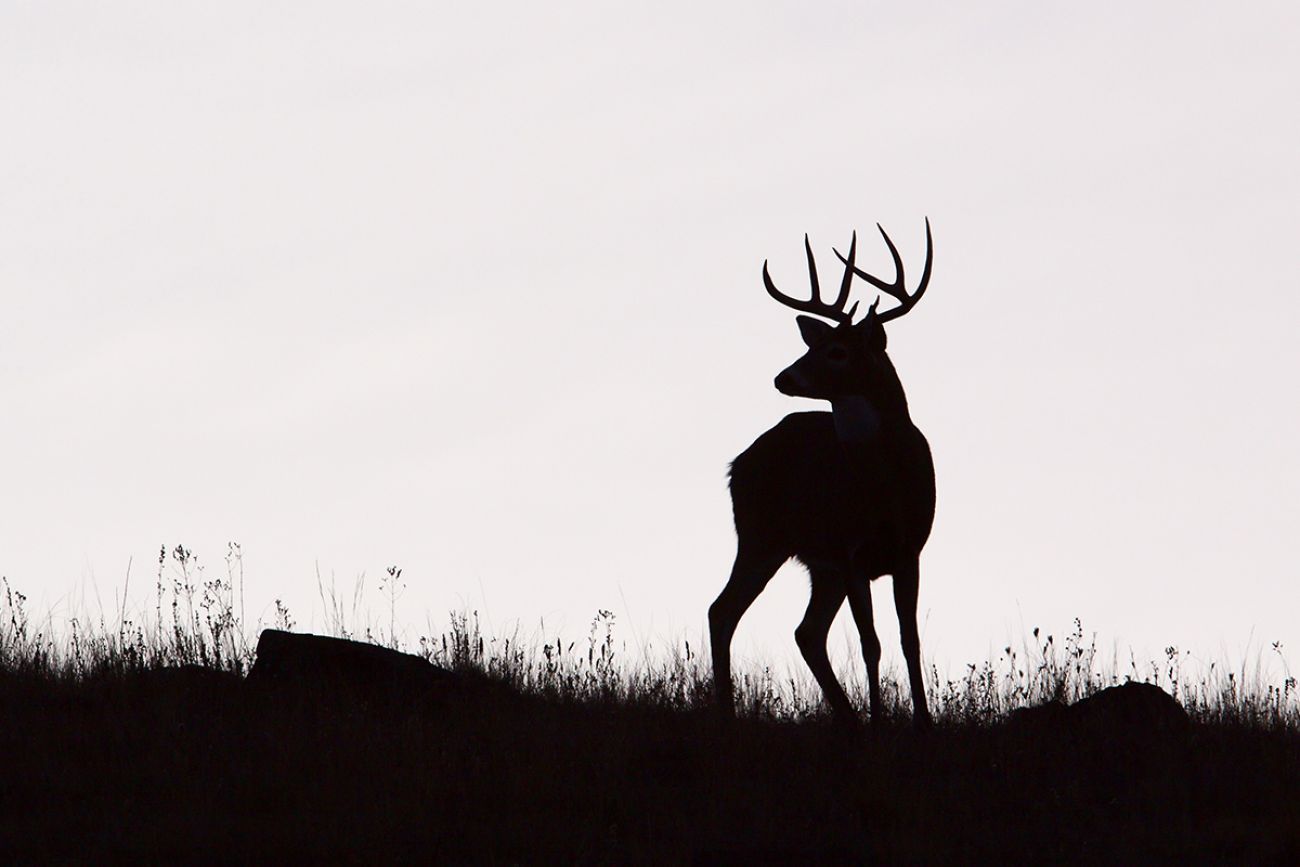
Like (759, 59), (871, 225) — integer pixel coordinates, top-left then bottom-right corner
(833, 218), (933, 324)
(763, 232), (860, 325)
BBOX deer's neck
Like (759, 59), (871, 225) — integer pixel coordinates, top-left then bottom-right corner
(831, 396), (884, 444)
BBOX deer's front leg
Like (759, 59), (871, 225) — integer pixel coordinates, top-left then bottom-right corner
(893, 559), (932, 729)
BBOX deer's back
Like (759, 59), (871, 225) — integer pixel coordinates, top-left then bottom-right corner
(729, 411), (935, 575)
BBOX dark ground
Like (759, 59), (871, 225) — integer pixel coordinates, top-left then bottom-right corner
(1, 663), (1298, 865)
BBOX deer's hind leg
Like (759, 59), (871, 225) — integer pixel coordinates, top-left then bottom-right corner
(794, 569), (854, 720)
(845, 577), (883, 721)
(710, 545), (786, 717)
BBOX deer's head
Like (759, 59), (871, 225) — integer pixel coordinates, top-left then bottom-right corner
(764, 221), (932, 411)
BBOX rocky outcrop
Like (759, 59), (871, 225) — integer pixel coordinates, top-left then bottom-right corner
(1010, 682), (1190, 737)
(246, 629), (455, 702)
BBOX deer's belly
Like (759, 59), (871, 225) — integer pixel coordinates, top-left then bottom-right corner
(790, 517), (912, 578)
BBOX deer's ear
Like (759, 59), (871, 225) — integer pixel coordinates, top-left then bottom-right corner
(862, 322), (887, 352)
(795, 315), (834, 348)
(855, 312), (887, 352)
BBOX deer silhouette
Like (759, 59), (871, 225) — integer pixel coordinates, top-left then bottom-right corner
(710, 221), (936, 727)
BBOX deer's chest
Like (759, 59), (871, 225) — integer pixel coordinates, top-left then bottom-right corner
(831, 397), (882, 444)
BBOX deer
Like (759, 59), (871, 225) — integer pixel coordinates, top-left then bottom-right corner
(709, 220), (936, 728)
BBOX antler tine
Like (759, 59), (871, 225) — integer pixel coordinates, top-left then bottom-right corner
(832, 217), (934, 324)
(835, 230), (857, 314)
(905, 216), (935, 313)
(762, 233), (857, 324)
(834, 224), (906, 300)
(803, 233), (821, 304)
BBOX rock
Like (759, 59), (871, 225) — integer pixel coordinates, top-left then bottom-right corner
(1005, 683), (1195, 844)
(1010, 681), (1190, 738)
(1068, 681), (1190, 734)
(246, 630), (455, 705)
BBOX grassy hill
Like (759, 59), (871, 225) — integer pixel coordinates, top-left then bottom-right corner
(1, 569), (1297, 863)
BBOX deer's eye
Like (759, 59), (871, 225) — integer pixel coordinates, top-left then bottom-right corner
(826, 346), (849, 363)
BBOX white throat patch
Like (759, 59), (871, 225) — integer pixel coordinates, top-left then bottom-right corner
(831, 397), (882, 443)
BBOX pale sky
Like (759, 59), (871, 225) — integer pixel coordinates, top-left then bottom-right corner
(3, 2), (1298, 680)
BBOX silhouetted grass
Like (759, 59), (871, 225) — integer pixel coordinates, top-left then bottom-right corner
(1, 546), (1298, 863)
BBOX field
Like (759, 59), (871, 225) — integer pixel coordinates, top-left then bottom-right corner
(1, 551), (1298, 864)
